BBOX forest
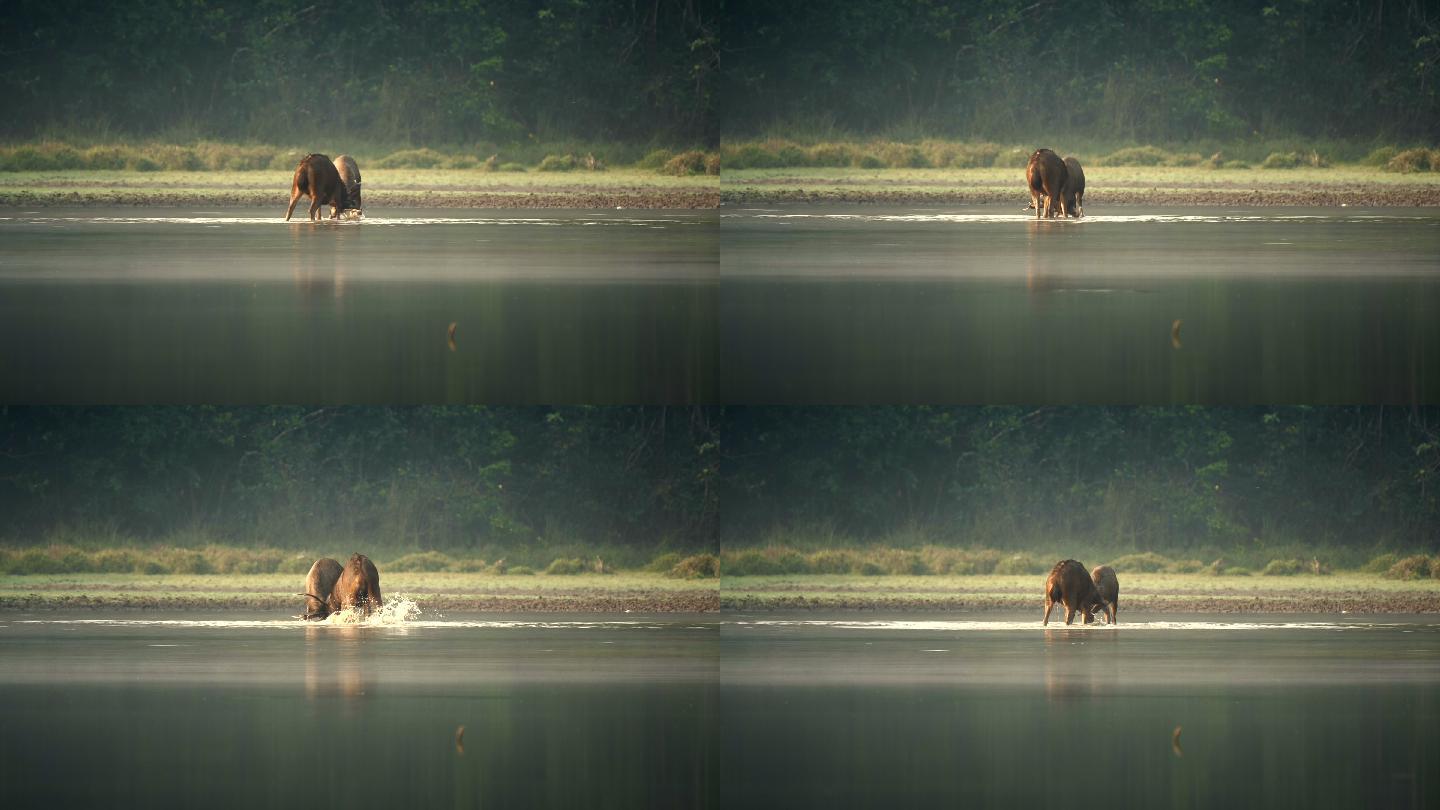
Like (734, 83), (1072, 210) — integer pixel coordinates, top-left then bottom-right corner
(721, 0), (1440, 144)
(3, 407), (1436, 563)
(0, 0), (716, 147)
(720, 407), (1440, 560)
(0, 407), (720, 559)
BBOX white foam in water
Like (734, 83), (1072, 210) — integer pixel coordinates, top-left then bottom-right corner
(0, 214), (692, 228)
(323, 594), (422, 626)
(727, 212), (1435, 225)
(729, 619), (1430, 632)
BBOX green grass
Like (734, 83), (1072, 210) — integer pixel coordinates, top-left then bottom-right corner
(718, 545), (1438, 578)
(719, 136), (1439, 172)
(0, 140), (719, 176)
(0, 544), (718, 579)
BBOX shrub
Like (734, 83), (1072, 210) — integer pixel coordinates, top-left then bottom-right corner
(387, 551), (456, 572)
(1221, 160), (1250, 169)
(1361, 552), (1401, 574)
(1260, 151), (1302, 169)
(1167, 559), (1205, 574)
(91, 544), (140, 570)
(875, 141), (928, 168)
(506, 565), (536, 576)
(497, 163), (528, 172)
(807, 143), (858, 167)
(808, 549), (858, 574)
(704, 154), (720, 175)
(480, 154), (500, 172)
(645, 552), (683, 573)
(661, 151), (708, 176)
(993, 148), (1031, 168)
(875, 548), (927, 575)
(993, 553), (1047, 575)
(1261, 558), (1305, 576)
(276, 555), (317, 575)
(1362, 146), (1399, 166)
(638, 149), (675, 170)
(1383, 555), (1434, 580)
(537, 153), (577, 172)
(545, 557), (586, 575)
(1385, 148), (1438, 173)
(1108, 552), (1174, 573)
(162, 549), (212, 574)
(8, 549), (67, 574)
(374, 148), (447, 169)
(856, 560), (885, 576)
(1100, 145), (1170, 166)
(669, 553), (719, 579)
(452, 557), (490, 572)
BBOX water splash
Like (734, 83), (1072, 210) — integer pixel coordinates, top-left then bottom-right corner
(323, 594), (421, 626)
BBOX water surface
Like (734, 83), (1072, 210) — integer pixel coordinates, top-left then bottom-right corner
(721, 206), (1440, 403)
(0, 613), (717, 808)
(0, 209), (716, 403)
(721, 614), (1439, 808)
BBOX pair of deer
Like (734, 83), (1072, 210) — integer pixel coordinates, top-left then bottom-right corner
(1042, 559), (1118, 625)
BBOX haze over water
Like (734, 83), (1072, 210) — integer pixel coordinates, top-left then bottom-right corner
(0, 209), (717, 404)
(721, 615), (1440, 808)
(0, 614), (718, 808)
(721, 206), (1440, 403)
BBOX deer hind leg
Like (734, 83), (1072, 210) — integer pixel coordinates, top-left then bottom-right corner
(284, 188), (303, 221)
(1064, 605), (1076, 625)
(1042, 598), (1055, 626)
(308, 196), (322, 221)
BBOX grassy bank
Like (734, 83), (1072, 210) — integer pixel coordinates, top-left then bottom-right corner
(722, 572), (1440, 614)
(721, 165), (1440, 207)
(0, 140), (719, 176)
(719, 546), (1440, 581)
(0, 167), (718, 209)
(720, 137), (1440, 172)
(0, 571), (718, 613)
(0, 544), (718, 582)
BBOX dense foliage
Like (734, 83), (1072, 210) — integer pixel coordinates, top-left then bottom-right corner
(721, 407), (1440, 554)
(0, 0), (716, 146)
(0, 407), (719, 553)
(721, 0), (1440, 142)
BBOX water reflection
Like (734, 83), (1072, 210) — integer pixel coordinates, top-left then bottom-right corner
(722, 206), (1440, 403)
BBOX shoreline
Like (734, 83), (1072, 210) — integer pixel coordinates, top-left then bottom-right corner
(0, 591), (719, 613)
(721, 185), (1435, 207)
(722, 573), (1440, 614)
(0, 189), (719, 210)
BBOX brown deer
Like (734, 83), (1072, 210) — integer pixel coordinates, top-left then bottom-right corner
(284, 153), (354, 221)
(1042, 559), (1110, 625)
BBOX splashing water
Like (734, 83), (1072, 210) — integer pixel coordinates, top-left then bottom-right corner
(323, 595), (422, 626)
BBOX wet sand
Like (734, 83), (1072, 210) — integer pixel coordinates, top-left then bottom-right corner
(722, 183), (1435, 207)
(723, 578), (1440, 614)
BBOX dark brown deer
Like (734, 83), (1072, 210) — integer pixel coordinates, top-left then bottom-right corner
(1089, 564), (1118, 623)
(334, 154), (363, 215)
(1025, 148), (1069, 219)
(1042, 559), (1110, 625)
(284, 153), (353, 221)
(1061, 156), (1086, 218)
(327, 552), (382, 617)
(297, 557), (343, 620)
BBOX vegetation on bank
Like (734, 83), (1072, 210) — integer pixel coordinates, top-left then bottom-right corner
(718, 138), (1440, 172)
(722, 1), (1438, 144)
(0, 141), (720, 177)
(0, 407), (718, 559)
(0, 544), (718, 580)
(719, 546), (1440, 581)
(2, 1), (714, 146)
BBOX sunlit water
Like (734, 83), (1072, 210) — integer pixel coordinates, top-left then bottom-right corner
(721, 205), (1440, 403)
(0, 611), (718, 807)
(0, 208), (717, 403)
(720, 613), (1440, 808)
